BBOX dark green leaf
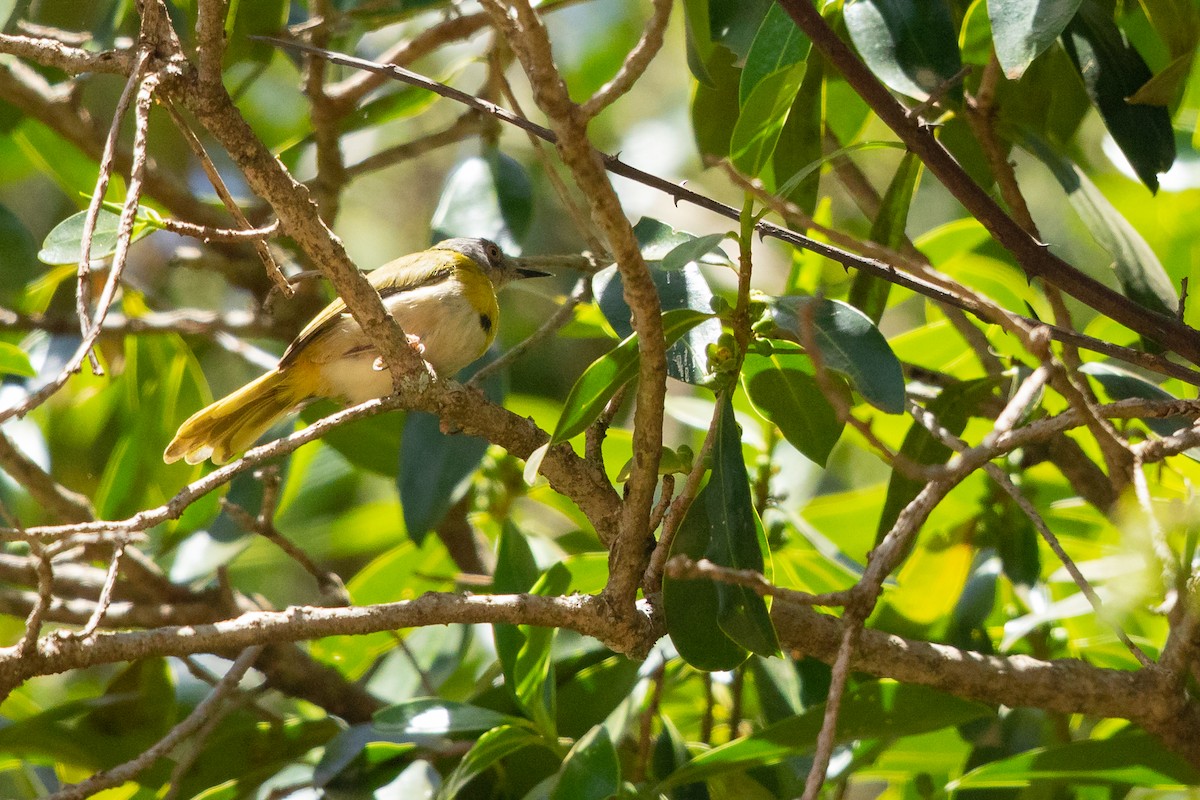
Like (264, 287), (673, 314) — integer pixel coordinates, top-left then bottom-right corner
(768, 296), (906, 413)
(1022, 133), (1178, 319)
(178, 716), (340, 799)
(549, 725), (621, 800)
(662, 477), (751, 671)
(373, 699), (525, 736)
(1062, 0), (1176, 191)
(0, 342), (35, 378)
(877, 378), (997, 546)
(437, 725), (547, 800)
(431, 149), (533, 253)
(38, 208), (157, 265)
(708, 0), (774, 60)
(707, 393), (779, 655)
(224, 0), (288, 65)
(556, 656), (643, 739)
(771, 51), (825, 212)
(594, 249), (723, 384)
(740, 4), (811, 104)
(848, 151), (923, 323)
(658, 682), (991, 790)
(399, 412), (487, 544)
(843, 0), (964, 102)
(990, 0), (1083, 78)
(1080, 362), (1191, 436)
(691, 44), (741, 158)
(953, 731), (1200, 788)
(301, 401), (402, 477)
(742, 349), (843, 466)
(493, 527), (572, 736)
(550, 309), (713, 446)
(633, 217), (733, 265)
(0, 201), (37, 299)
(398, 353), (503, 542)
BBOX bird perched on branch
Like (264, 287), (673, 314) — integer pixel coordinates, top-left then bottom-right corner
(164, 237), (548, 465)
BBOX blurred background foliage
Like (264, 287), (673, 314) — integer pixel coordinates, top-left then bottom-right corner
(0, 0), (1199, 796)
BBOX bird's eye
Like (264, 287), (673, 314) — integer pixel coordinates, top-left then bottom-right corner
(486, 243), (501, 261)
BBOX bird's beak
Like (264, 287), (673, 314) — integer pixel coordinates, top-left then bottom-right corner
(516, 267), (553, 280)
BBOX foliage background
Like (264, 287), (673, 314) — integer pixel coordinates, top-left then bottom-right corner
(0, 0), (1198, 797)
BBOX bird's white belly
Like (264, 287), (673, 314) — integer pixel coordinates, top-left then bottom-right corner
(312, 279), (490, 402)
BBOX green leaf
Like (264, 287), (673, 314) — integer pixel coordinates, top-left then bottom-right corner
(768, 296), (906, 413)
(549, 725), (621, 800)
(438, 725), (548, 800)
(1022, 133), (1178, 320)
(224, 0), (288, 66)
(691, 45), (742, 159)
(742, 348), (843, 466)
(0, 201), (38, 299)
(707, 393), (779, 656)
(658, 682), (991, 790)
(37, 207), (157, 265)
(549, 309), (713, 446)
(771, 51), (825, 212)
(431, 148), (533, 253)
(708, 0), (774, 60)
(952, 731), (1200, 788)
(843, 0), (964, 102)
(662, 476), (752, 671)
(1080, 362), (1191, 437)
(398, 353), (503, 542)
(740, 4), (811, 104)
(848, 151), (923, 323)
(661, 232), (730, 272)
(877, 378), (998, 546)
(373, 698), (525, 736)
(730, 63), (807, 178)
(989, 0), (1083, 78)
(594, 250), (723, 385)
(301, 401), (402, 477)
(493, 526), (572, 736)
(0, 342), (35, 378)
(1062, 0), (1176, 191)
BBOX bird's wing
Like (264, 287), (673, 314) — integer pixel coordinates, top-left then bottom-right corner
(278, 249), (462, 367)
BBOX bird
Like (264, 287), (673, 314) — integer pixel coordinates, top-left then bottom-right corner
(164, 237), (548, 465)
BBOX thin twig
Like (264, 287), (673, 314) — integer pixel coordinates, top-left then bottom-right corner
(664, 555), (851, 608)
(77, 47), (151, 374)
(0, 69), (161, 424)
(45, 646), (263, 800)
(162, 99), (292, 297)
(580, 0), (671, 119)
(69, 543), (125, 639)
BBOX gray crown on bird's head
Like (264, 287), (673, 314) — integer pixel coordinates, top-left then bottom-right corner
(434, 237), (551, 286)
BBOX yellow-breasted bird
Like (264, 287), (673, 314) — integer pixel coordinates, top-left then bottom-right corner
(164, 237), (548, 465)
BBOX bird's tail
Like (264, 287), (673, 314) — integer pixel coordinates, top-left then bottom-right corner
(164, 368), (305, 465)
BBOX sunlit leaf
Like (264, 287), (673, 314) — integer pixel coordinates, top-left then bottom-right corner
(38, 208), (158, 265)
(1023, 133), (1178, 320)
(658, 682), (991, 789)
(431, 149), (533, 253)
(989, 0), (1083, 78)
(952, 732), (1200, 788)
(0, 342), (35, 378)
(844, 0), (963, 102)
